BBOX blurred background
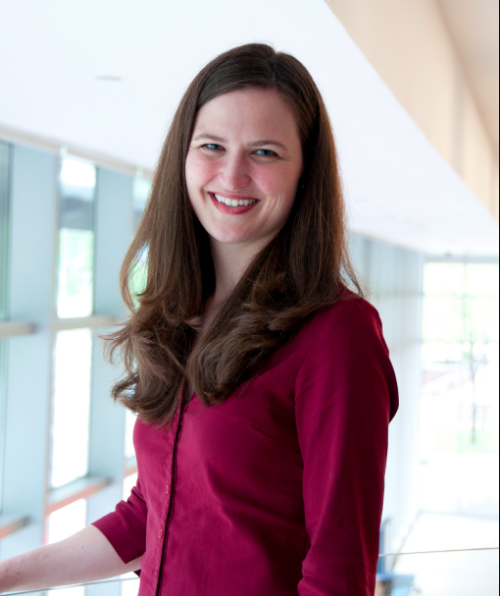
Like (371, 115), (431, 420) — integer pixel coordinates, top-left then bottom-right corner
(0, 1), (498, 595)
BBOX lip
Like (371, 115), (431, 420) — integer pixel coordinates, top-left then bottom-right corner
(208, 192), (261, 215)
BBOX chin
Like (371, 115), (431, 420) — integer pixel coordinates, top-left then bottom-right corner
(205, 225), (248, 243)
(214, 234), (256, 245)
(206, 224), (278, 248)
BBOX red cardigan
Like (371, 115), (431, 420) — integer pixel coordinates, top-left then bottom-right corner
(93, 294), (399, 595)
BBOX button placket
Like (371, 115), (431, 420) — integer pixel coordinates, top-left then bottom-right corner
(155, 399), (187, 596)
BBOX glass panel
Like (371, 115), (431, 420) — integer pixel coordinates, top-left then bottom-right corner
(120, 573), (140, 596)
(45, 500), (87, 596)
(4, 551), (498, 595)
(377, 548), (499, 596)
(48, 589), (84, 596)
(466, 264), (500, 297)
(0, 339), (7, 513)
(422, 296), (464, 343)
(88, 577), (140, 596)
(130, 175), (150, 308)
(124, 410), (137, 459)
(130, 248), (148, 309)
(57, 157), (96, 318)
(123, 472), (138, 501)
(423, 262), (465, 296)
(50, 329), (92, 488)
(0, 578), (140, 595)
(0, 141), (10, 513)
(47, 499), (87, 544)
(0, 141), (10, 319)
(400, 512), (498, 557)
(133, 175), (151, 232)
(420, 262), (499, 518)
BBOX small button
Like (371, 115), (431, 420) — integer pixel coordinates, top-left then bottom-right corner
(166, 484), (171, 495)
(159, 528), (163, 538)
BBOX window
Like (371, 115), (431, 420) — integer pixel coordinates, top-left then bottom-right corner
(0, 140), (11, 512)
(46, 498), (87, 595)
(0, 142), (144, 566)
(124, 410), (137, 461)
(420, 262), (499, 516)
(47, 498), (87, 544)
(50, 157), (97, 489)
(0, 142), (9, 320)
(133, 175), (151, 232)
(130, 175), (150, 305)
(50, 328), (93, 488)
(57, 157), (96, 319)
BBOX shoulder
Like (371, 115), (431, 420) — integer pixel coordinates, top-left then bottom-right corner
(299, 288), (386, 354)
(250, 288), (391, 395)
(295, 288), (399, 421)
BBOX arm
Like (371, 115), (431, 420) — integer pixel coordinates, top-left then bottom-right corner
(91, 478), (148, 563)
(0, 525), (141, 594)
(295, 300), (399, 596)
(0, 471), (148, 594)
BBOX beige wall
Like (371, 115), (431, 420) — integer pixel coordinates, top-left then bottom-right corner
(325, 0), (499, 222)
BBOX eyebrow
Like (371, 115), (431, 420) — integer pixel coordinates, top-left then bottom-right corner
(193, 134), (226, 143)
(192, 134), (288, 151)
(250, 140), (288, 151)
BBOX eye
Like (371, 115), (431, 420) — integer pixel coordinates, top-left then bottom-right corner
(202, 143), (224, 152)
(254, 149), (278, 158)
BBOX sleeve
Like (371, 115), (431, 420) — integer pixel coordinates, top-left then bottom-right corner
(92, 476), (148, 564)
(295, 300), (399, 596)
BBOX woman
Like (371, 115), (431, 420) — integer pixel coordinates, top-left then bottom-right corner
(0, 44), (398, 595)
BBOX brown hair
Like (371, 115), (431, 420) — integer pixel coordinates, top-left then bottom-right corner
(106, 43), (361, 424)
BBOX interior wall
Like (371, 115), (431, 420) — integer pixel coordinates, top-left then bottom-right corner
(326, 0), (499, 221)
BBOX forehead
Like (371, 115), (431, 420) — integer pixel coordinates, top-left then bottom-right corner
(193, 88), (299, 141)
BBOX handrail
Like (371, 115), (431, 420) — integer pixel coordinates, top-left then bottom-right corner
(2, 576), (139, 595)
(2, 547), (499, 593)
(0, 316), (121, 338)
(0, 322), (36, 339)
(52, 315), (120, 332)
(47, 476), (112, 516)
(378, 546), (499, 558)
(0, 513), (30, 541)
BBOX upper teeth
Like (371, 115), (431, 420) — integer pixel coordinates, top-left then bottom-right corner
(214, 194), (257, 207)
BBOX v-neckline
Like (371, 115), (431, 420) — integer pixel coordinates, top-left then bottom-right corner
(185, 390), (197, 405)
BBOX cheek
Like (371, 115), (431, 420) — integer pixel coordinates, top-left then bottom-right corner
(254, 165), (300, 202)
(185, 153), (218, 188)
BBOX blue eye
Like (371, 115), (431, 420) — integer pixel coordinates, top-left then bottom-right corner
(255, 149), (277, 157)
(204, 143), (223, 151)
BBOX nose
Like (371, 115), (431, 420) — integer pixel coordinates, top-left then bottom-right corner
(219, 153), (251, 191)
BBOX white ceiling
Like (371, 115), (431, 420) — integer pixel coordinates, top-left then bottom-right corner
(0, 0), (497, 257)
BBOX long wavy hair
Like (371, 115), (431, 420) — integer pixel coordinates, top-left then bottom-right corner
(106, 43), (361, 425)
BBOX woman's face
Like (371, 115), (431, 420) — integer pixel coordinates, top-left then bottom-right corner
(185, 87), (303, 251)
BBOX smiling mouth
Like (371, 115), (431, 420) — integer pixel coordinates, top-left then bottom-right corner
(209, 192), (259, 207)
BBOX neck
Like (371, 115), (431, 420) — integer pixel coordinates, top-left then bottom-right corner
(208, 238), (267, 311)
